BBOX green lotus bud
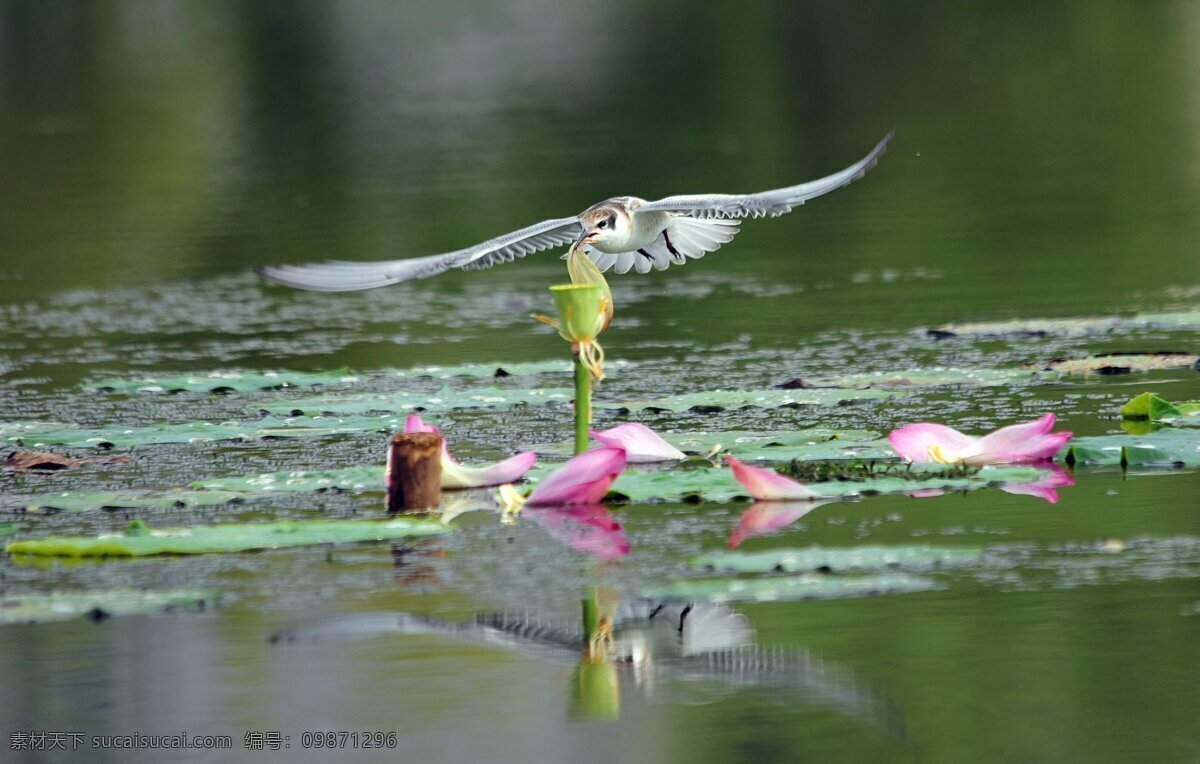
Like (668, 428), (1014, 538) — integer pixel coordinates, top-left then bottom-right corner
(550, 284), (606, 344)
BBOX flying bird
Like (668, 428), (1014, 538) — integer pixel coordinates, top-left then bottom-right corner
(256, 131), (893, 291)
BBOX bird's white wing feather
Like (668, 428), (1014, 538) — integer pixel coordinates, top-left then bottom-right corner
(257, 216), (583, 291)
(638, 131), (893, 220)
(583, 217), (740, 274)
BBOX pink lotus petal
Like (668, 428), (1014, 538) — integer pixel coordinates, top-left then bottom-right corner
(975, 414), (1071, 461)
(526, 448), (627, 507)
(404, 414), (440, 435)
(590, 423), (685, 463)
(524, 505), (630, 559)
(999, 465), (1075, 504)
(887, 423), (977, 463)
(726, 457), (820, 501)
(729, 500), (832, 548)
(441, 451), (537, 489)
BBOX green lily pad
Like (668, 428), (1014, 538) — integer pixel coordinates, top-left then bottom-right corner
(10, 490), (246, 513)
(672, 429), (895, 462)
(693, 545), (985, 574)
(1040, 354), (1199, 375)
(643, 573), (938, 603)
(86, 360), (635, 396)
(191, 466), (385, 494)
(0, 522), (20, 538)
(1120, 393), (1200, 426)
(799, 368), (1052, 389)
(942, 311), (1200, 338)
(595, 464), (1052, 504)
(928, 310), (1200, 338)
(596, 388), (896, 414)
(5, 517), (449, 558)
(394, 359), (633, 379)
(1060, 429), (1200, 467)
(253, 386), (574, 417)
(90, 369), (361, 394)
(530, 428), (891, 460)
(0, 589), (222, 624)
(1, 414), (410, 449)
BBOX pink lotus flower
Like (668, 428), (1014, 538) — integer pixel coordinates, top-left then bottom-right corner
(728, 499), (834, 548)
(526, 447), (627, 507)
(887, 413), (1072, 466)
(403, 414), (537, 489)
(590, 422), (686, 463)
(524, 505), (630, 559)
(726, 456), (822, 501)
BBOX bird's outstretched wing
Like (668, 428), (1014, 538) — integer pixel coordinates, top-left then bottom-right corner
(637, 131), (893, 220)
(256, 216), (583, 291)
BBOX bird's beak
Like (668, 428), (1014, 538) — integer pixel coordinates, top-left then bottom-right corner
(576, 230), (597, 248)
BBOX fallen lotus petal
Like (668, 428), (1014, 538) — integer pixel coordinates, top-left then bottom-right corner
(404, 414), (536, 489)
(998, 465), (1075, 504)
(524, 505), (630, 559)
(888, 413), (1072, 465)
(526, 448), (627, 507)
(590, 423), (685, 463)
(729, 499), (835, 548)
(726, 456), (821, 501)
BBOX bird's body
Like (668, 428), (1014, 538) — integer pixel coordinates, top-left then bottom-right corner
(257, 132), (892, 291)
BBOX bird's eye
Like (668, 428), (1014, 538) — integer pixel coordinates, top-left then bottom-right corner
(597, 220), (608, 228)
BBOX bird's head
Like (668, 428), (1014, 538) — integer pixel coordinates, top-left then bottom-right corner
(578, 203), (631, 249)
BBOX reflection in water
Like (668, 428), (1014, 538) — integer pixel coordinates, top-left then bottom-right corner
(274, 597), (902, 733)
(729, 498), (839, 547)
(522, 505), (630, 560)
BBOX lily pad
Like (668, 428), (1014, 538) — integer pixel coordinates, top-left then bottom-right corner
(796, 368), (1052, 389)
(671, 429), (895, 462)
(90, 369), (361, 394)
(1060, 429), (1200, 467)
(394, 359), (633, 379)
(253, 386), (574, 417)
(8, 490), (246, 513)
(643, 573), (939, 603)
(693, 545), (985, 574)
(597, 464), (1052, 504)
(87, 360), (634, 395)
(927, 310), (1200, 338)
(191, 466), (385, 494)
(0, 589), (222, 624)
(1, 415), (410, 449)
(1120, 393), (1200, 425)
(596, 388), (895, 414)
(1037, 354), (1199, 375)
(531, 428), (891, 461)
(0, 522), (20, 538)
(5, 517), (449, 558)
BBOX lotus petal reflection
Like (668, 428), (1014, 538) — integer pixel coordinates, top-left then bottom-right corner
(729, 499), (837, 548)
(524, 505), (630, 560)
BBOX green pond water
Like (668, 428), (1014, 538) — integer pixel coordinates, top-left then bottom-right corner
(2, 2), (1200, 762)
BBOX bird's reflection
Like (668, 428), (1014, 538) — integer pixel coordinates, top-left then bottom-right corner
(272, 596), (903, 733)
